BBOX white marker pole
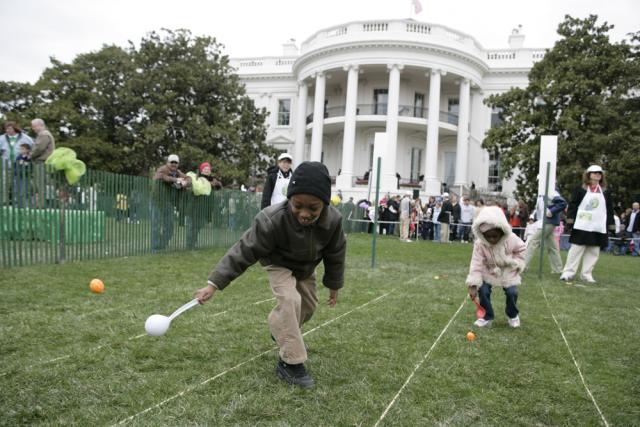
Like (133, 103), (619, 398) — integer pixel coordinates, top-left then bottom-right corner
(538, 136), (558, 196)
(537, 136), (558, 279)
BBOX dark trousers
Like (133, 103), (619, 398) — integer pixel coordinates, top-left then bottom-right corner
(151, 204), (174, 251)
(460, 222), (472, 241)
(478, 282), (519, 320)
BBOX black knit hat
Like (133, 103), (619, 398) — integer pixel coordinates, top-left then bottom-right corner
(287, 161), (331, 205)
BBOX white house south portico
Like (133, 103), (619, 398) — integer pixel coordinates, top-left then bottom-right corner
(231, 19), (546, 198)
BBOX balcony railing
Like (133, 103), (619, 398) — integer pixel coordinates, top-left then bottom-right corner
(300, 19), (485, 55)
(306, 104), (458, 125)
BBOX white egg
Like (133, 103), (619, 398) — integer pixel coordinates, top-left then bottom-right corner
(145, 314), (170, 336)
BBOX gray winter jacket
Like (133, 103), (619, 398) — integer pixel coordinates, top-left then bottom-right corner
(208, 201), (346, 290)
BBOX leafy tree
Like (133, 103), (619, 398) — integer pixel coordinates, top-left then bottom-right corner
(0, 29), (274, 183)
(484, 15), (640, 207)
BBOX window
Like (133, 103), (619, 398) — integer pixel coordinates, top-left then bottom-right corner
(491, 107), (503, 128)
(488, 150), (501, 192)
(277, 99), (291, 126)
(374, 89), (388, 115)
(448, 98), (459, 124)
(444, 152), (456, 188)
(410, 147), (423, 181)
(414, 93), (425, 118)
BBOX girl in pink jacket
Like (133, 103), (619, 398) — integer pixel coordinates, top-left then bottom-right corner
(466, 206), (526, 328)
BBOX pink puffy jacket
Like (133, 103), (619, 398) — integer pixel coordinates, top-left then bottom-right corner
(466, 206), (526, 288)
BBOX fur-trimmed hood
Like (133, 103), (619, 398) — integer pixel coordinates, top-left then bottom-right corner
(472, 206), (512, 246)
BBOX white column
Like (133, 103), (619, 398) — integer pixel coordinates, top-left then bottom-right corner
(310, 72), (326, 162)
(337, 65), (359, 190)
(424, 69), (444, 195)
(294, 81), (308, 164)
(454, 78), (471, 186)
(381, 63), (403, 190)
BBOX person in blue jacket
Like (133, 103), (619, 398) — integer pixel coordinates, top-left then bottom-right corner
(523, 188), (567, 273)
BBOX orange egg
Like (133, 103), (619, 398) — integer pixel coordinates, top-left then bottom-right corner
(466, 331), (476, 341)
(90, 279), (104, 294)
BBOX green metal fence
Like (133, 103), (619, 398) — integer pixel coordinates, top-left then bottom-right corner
(0, 163), (261, 268)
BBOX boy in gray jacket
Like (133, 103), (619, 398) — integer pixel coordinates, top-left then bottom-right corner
(194, 162), (346, 389)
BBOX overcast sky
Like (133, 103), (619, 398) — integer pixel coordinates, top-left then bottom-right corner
(1, 0), (638, 83)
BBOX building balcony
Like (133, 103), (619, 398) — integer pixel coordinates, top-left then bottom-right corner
(305, 104), (458, 126)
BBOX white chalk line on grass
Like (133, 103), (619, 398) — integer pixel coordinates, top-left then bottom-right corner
(253, 297), (276, 305)
(113, 290), (394, 426)
(373, 298), (466, 427)
(539, 283), (610, 427)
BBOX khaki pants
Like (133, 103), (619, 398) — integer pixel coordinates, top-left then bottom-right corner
(265, 265), (318, 365)
(524, 223), (563, 273)
(563, 244), (600, 279)
(399, 214), (410, 240)
(440, 223), (450, 243)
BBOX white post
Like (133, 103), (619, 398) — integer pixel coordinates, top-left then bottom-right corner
(310, 72), (326, 162)
(424, 69), (444, 195)
(538, 135), (558, 196)
(369, 132), (387, 197)
(294, 81), (308, 164)
(381, 63), (403, 190)
(337, 65), (359, 190)
(454, 78), (471, 186)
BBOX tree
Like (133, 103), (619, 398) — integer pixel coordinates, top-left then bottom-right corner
(0, 29), (274, 183)
(484, 15), (640, 207)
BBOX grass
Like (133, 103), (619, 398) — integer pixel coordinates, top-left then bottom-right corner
(0, 234), (638, 426)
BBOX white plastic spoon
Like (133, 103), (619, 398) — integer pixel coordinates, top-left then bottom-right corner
(145, 298), (199, 336)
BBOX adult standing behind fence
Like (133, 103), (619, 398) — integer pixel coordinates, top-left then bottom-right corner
(438, 192), (454, 243)
(399, 191), (412, 242)
(151, 154), (191, 252)
(1, 122), (34, 205)
(560, 165), (614, 283)
(450, 194), (461, 241)
(624, 202), (639, 256)
(186, 162), (222, 249)
(459, 197), (476, 242)
(30, 119), (55, 208)
(523, 188), (567, 274)
(261, 153), (293, 209)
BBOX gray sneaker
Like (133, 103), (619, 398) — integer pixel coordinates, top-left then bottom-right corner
(276, 359), (315, 389)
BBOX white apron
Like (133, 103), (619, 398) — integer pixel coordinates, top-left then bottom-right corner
(271, 170), (290, 205)
(574, 186), (606, 234)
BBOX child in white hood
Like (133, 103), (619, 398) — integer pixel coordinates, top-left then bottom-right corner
(466, 206), (526, 328)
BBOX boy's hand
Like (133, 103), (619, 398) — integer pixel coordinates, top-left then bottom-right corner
(468, 286), (478, 299)
(194, 283), (217, 304)
(328, 289), (338, 307)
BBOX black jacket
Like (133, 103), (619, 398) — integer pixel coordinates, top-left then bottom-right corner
(627, 210), (640, 233)
(209, 201), (346, 290)
(438, 200), (454, 224)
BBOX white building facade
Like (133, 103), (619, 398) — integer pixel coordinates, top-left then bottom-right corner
(230, 19), (547, 199)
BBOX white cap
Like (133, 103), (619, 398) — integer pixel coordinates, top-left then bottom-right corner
(443, 192), (450, 198)
(168, 154), (179, 163)
(586, 164), (603, 173)
(278, 153), (293, 162)
(405, 190), (412, 196)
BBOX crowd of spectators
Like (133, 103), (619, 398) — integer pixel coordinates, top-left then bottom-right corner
(0, 119), (55, 207)
(342, 187), (638, 257)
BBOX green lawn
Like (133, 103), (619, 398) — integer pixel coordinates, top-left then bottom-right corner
(1, 234), (638, 426)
